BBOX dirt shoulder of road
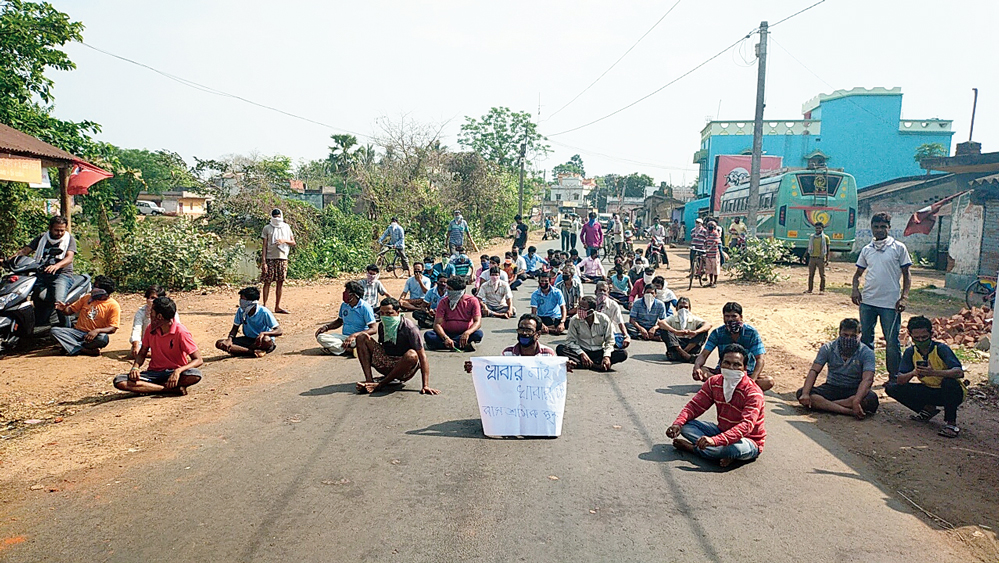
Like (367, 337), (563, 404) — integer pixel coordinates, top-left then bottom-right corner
(1, 237), (996, 559)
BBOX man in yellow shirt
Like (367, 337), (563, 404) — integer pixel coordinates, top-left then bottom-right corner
(806, 222), (831, 293)
(52, 275), (121, 356)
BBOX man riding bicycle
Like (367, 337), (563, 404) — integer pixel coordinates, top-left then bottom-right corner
(378, 217), (410, 277)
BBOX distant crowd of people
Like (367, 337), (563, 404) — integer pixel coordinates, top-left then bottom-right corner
(12, 208), (966, 469)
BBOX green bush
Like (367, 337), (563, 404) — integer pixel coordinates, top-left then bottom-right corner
(109, 219), (244, 291)
(724, 236), (791, 283)
(287, 205), (374, 278)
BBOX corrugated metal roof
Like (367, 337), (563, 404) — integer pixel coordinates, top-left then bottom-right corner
(0, 122), (82, 164)
(972, 172), (999, 186)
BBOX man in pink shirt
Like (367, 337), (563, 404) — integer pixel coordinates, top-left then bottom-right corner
(579, 211), (604, 256)
(666, 343), (766, 467)
(424, 276), (484, 352)
(114, 297), (203, 396)
(577, 248), (606, 283)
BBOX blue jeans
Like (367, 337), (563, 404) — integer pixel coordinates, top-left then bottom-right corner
(859, 303), (901, 380)
(35, 272), (72, 326)
(424, 329), (484, 350)
(679, 420), (760, 461)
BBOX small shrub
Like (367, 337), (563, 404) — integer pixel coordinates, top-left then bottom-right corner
(110, 219), (244, 291)
(724, 236), (791, 283)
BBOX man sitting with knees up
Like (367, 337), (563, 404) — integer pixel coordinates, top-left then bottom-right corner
(659, 297), (711, 362)
(355, 298), (438, 395)
(216, 287), (282, 358)
(667, 343), (766, 467)
(692, 301), (772, 392)
(556, 296), (628, 371)
(797, 318), (878, 419)
(114, 297), (203, 396)
(316, 281), (377, 356)
(52, 275), (120, 357)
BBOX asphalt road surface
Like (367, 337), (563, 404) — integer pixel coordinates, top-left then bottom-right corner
(4, 241), (965, 562)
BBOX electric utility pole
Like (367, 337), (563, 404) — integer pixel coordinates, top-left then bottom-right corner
(518, 142), (527, 217)
(747, 21), (768, 237)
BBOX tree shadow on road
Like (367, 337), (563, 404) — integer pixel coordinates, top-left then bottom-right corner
(655, 384), (702, 396)
(406, 418), (486, 439)
(629, 353), (670, 364)
(300, 383), (360, 396)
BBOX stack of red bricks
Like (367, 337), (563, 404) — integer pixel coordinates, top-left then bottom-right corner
(891, 306), (993, 347)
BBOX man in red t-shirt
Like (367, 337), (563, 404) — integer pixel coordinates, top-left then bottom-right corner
(666, 343), (766, 467)
(424, 276), (483, 352)
(114, 297), (203, 396)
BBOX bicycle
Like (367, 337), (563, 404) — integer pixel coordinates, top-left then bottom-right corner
(965, 275), (997, 310)
(688, 248), (707, 290)
(375, 244), (405, 278)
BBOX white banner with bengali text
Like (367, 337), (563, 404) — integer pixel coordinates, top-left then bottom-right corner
(471, 356), (567, 437)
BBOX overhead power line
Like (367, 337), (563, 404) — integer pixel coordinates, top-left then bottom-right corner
(544, 0), (684, 122)
(769, 0), (827, 28)
(80, 42), (375, 141)
(548, 139), (696, 172)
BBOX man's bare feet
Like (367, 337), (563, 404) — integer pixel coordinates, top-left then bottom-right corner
(672, 437), (696, 453)
(275, 308), (291, 314)
(175, 386), (188, 396)
(718, 458), (734, 468)
(253, 349), (267, 358)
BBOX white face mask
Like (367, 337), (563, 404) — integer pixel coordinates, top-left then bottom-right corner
(643, 274), (653, 285)
(720, 368), (744, 403)
(270, 215), (283, 228)
(643, 294), (655, 308)
(677, 307), (690, 330)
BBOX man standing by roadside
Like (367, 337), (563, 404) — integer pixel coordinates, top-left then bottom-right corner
(580, 211), (604, 257)
(806, 221), (831, 294)
(378, 217), (410, 278)
(560, 216), (572, 252)
(261, 208), (295, 314)
(852, 212), (911, 381)
(512, 214), (529, 254)
(114, 297), (203, 396)
(446, 210), (476, 255)
(570, 214), (582, 251)
(611, 213), (625, 255)
(689, 217), (706, 272)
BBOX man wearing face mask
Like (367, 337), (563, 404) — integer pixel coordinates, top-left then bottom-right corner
(477, 266), (515, 319)
(693, 302), (772, 391)
(580, 211), (604, 257)
(556, 296), (628, 371)
(412, 274), (450, 329)
(360, 264), (391, 310)
(52, 275), (120, 356)
(628, 267), (656, 307)
(217, 287), (283, 358)
(399, 261), (433, 323)
(658, 297), (711, 362)
(852, 212), (912, 381)
(114, 297), (203, 396)
(887, 316), (965, 438)
(577, 248), (606, 283)
(651, 276), (678, 316)
(316, 281), (378, 355)
(463, 314), (563, 374)
(530, 274), (568, 335)
(797, 318), (878, 419)
(667, 344), (766, 467)
(377, 217), (410, 278)
(260, 209), (295, 314)
(355, 298), (438, 395)
(594, 281), (631, 350)
(476, 255), (508, 291)
(628, 284), (667, 341)
(425, 276), (483, 351)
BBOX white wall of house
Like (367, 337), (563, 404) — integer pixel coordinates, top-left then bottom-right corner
(945, 193), (984, 290)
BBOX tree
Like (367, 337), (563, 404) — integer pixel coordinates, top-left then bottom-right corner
(552, 154), (585, 178)
(457, 107), (550, 170)
(914, 143), (947, 164)
(588, 172), (655, 211)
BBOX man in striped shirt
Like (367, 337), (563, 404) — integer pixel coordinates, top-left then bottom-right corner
(667, 343), (766, 467)
(689, 218), (707, 273)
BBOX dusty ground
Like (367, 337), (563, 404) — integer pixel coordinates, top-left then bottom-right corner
(1, 237), (996, 559)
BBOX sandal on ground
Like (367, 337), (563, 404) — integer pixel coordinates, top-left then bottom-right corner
(910, 408), (940, 422)
(938, 424), (960, 438)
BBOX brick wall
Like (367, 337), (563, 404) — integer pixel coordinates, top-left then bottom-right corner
(979, 200), (999, 276)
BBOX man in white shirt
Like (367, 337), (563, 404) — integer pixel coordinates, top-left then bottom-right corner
(594, 281), (631, 350)
(851, 212), (912, 381)
(477, 266), (515, 319)
(260, 208), (295, 314)
(658, 297), (712, 362)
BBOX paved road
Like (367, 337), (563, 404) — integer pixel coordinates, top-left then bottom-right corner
(3, 242), (965, 562)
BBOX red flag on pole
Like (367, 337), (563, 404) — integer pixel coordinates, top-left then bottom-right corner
(66, 161), (113, 195)
(903, 191), (970, 236)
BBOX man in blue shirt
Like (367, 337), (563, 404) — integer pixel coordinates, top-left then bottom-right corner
(216, 286), (283, 358)
(692, 301), (772, 391)
(431, 251), (455, 281)
(628, 284), (667, 341)
(530, 274), (567, 335)
(316, 281), (377, 356)
(449, 246), (474, 282)
(377, 217), (410, 277)
(413, 274), (449, 329)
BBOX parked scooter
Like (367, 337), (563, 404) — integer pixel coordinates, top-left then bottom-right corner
(0, 255), (92, 353)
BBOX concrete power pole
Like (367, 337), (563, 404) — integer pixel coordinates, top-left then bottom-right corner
(518, 142), (527, 217)
(747, 21), (768, 237)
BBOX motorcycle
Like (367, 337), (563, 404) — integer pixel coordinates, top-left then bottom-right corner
(647, 238), (669, 269)
(0, 255), (92, 353)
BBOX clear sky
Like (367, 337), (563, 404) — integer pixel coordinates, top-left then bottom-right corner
(50, 0), (998, 186)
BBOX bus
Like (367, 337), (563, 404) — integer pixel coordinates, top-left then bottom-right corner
(717, 169), (857, 259)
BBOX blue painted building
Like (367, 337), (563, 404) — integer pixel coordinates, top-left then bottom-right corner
(692, 87), (954, 198)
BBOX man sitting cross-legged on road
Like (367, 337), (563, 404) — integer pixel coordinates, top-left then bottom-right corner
(424, 276), (483, 351)
(659, 297), (712, 363)
(464, 314), (565, 374)
(51, 275), (120, 357)
(887, 315), (965, 438)
(114, 297), (203, 396)
(594, 281), (631, 350)
(216, 287), (283, 358)
(797, 318), (879, 419)
(477, 266), (515, 319)
(556, 296), (628, 372)
(692, 301), (772, 392)
(628, 283), (667, 341)
(399, 261), (433, 316)
(355, 298), (438, 395)
(316, 281), (377, 356)
(530, 273), (567, 335)
(667, 343), (766, 468)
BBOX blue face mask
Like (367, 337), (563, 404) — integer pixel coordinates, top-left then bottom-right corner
(518, 336), (535, 347)
(424, 262), (433, 271)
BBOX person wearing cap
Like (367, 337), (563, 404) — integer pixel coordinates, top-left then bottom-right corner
(378, 217), (410, 277)
(261, 208), (295, 314)
(446, 210), (476, 255)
